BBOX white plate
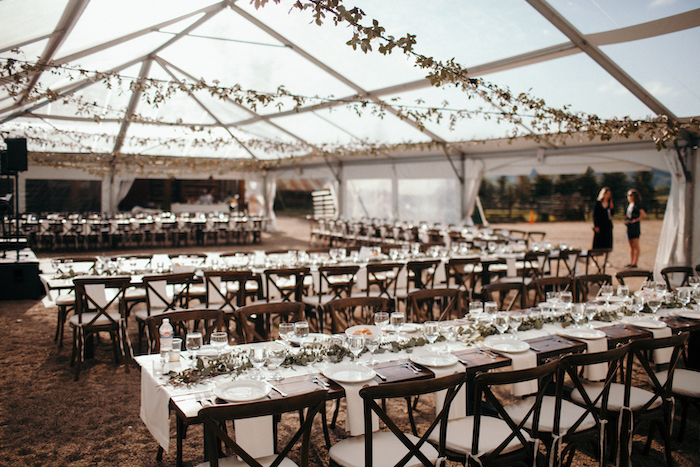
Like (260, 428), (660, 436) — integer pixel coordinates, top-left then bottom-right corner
(625, 318), (667, 329)
(399, 323), (421, 333)
(323, 363), (376, 383)
(214, 380), (271, 402)
(289, 333), (331, 345)
(410, 353), (458, 368)
(671, 309), (700, 320)
(195, 345), (220, 357)
(484, 335), (530, 353)
(346, 325), (381, 339)
(559, 327), (607, 340)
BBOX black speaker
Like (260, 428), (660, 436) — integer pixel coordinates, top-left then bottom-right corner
(1, 138), (28, 174)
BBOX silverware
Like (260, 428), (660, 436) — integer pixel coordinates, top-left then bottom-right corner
(267, 383), (288, 397)
(403, 362), (420, 374)
(478, 349), (498, 359)
(311, 376), (330, 389)
(373, 369), (387, 380)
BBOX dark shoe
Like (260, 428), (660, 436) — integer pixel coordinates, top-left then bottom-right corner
(630, 264), (638, 268)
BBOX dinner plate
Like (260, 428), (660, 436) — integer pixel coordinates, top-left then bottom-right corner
(399, 323), (421, 333)
(214, 380), (271, 402)
(410, 352), (459, 368)
(195, 345), (220, 358)
(289, 333), (331, 345)
(625, 318), (667, 329)
(559, 327), (607, 340)
(346, 325), (381, 339)
(672, 309), (700, 320)
(323, 363), (376, 383)
(483, 335), (530, 353)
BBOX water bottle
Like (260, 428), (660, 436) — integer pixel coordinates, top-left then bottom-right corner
(159, 318), (173, 362)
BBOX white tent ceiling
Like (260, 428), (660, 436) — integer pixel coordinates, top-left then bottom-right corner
(1, 0), (699, 173)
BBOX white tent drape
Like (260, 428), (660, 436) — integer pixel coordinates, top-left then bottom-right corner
(462, 158), (485, 224)
(654, 149), (688, 280)
(265, 175), (278, 232)
(112, 176), (136, 213)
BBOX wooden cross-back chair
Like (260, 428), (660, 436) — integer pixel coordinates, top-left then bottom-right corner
(201, 389), (327, 467)
(444, 257), (481, 303)
(325, 296), (392, 334)
(364, 262), (403, 300)
(145, 308), (226, 353)
(329, 373), (467, 467)
(203, 270), (252, 313)
(262, 267), (310, 303)
(235, 301), (305, 344)
(574, 274), (613, 303)
(615, 269), (654, 289)
(532, 276), (574, 304)
(406, 287), (461, 322)
(301, 264), (360, 332)
(577, 248), (611, 275)
(660, 266), (693, 291)
(480, 281), (527, 311)
(70, 276), (131, 381)
(548, 249), (581, 277)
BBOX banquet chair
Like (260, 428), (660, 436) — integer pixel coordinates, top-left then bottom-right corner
(395, 259), (441, 306)
(527, 231), (546, 244)
(574, 274), (613, 303)
(134, 272), (195, 353)
(261, 267), (310, 304)
(571, 332), (688, 467)
(533, 276), (574, 304)
(301, 264), (360, 332)
(660, 266), (693, 291)
(549, 249), (581, 277)
(145, 309), (225, 353)
(202, 270), (252, 313)
(362, 261), (403, 300)
(577, 248), (611, 275)
(615, 269), (654, 289)
(430, 359), (559, 467)
(235, 301), (305, 344)
(330, 372), (466, 467)
(406, 287), (461, 322)
(198, 389), (327, 467)
(48, 256), (97, 348)
(69, 276), (131, 381)
(480, 281), (527, 310)
(444, 257), (481, 303)
(505, 345), (629, 467)
(325, 296), (391, 334)
(653, 366), (700, 442)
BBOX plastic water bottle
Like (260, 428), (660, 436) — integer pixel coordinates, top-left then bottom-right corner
(159, 318), (173, 362)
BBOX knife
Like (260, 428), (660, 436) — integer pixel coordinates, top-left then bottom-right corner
(267, 383), (288, 397)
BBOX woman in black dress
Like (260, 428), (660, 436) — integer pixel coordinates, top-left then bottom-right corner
(592, 187), (613, 249)
(625, 188), (646, 267)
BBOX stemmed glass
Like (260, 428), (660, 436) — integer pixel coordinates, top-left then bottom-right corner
(348, 333), (365, 363)
(632, 295), (645, 318)
(266, 344), (286, 381)
(571, 304), (585, 327)
(559, 291), (573, 310)
(508, 313), (523, 335)
(678, 288), (692, 309)
(492, 313), (509, 335)
(364, 335), (380, 365)
(647, 293), (663, 320)
(617, 285), (630, 298)
(599, 285), (614, 307)
(484, 301), (498, 316)
(185, 332), (203, 368)
(468, 301), (483, 322)
(51, 259), (61, 278)
(278, 322), (295, 346)
(439, 321), (456, 351)
(688, 276), (700, 291)
(374, 312), (390, 333)
(390, 312), (406, 333)
(248, 345), (267, 380)
(294, 321), (309, 347)
(210, 331), (228, 357)
(546, 291), (560, 306)
(584, 302), (598, 327)
(423, 321), (439, 345)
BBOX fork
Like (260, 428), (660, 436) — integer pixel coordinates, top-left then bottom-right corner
(312, 376), (330, 389)
(403, 362), (420, 374)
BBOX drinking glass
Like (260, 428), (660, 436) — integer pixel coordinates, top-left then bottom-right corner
(348, 333), (365, 363)
(248, 345), (267, 380)
(364, 335), (380, 365)
(185, 332), (203, 368)
(278, 322), (295, 345)
(210, 331), (228, 357)
(678, 288), (692, 308)
(374, 312), (390, 331)
(559, 291), (573, 310)
(439, 321), (456, 349)
(294, 321), (310, 346)
(641, 280), (655, 293)
(423, 321), (439, 345)
(647, 294), (663, 320)
(51, 259), (61, 277)
(468, 301), (483, 321)
(632, 295), (645, 318)
(508, 313), (523, 334)
(484, 301), (498, 315)
(655, 282), (668, 295)
(688, 276), (700, 290)
(390, 312), (406, 332)
(571, 303), (585, 327)
(599, 285), (613, 305)
(267, 344), (286, 381)
(617, 285), (630, 298)
(492, 313), (509, 335)
(584, 302), (598, 326)
(546, 291), (560, 305)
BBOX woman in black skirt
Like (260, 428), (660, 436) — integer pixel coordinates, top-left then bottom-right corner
(592, 187), (614, 250)
(624, 188), (646, 268)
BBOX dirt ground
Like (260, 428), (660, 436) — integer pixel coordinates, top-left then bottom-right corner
(1, 215), (697, 467)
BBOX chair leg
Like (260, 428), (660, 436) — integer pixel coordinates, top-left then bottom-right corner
(330, 399), (340, 429)
(405, 396), (418, 436)
(677, 400), (688, 441)
(74, 330), (83, 381)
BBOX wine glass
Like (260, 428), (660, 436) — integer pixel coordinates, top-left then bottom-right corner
(484, 301), (498, 316)
(248, 345), (267, 380)
(571, 303), (585, 327)
(632, 295), (645, 318)
(423, 321), (439, 345)
(185, 332), (203, 368)
(390, 312), (406, 332)
(688, 276), (699, 291)
(508, 313), (523, 334)
(678, 287), (692, 309)
(278, 322), (295, 345)
(617, 285), (630, 298)
(647, 293), (663, 320)
(347, 333), (365, 363)
(546, 291), (560, 305)
(655, 282), (668, 295)
(492, 313), (509, 335)
(364, 335), (380, 365)
(599, 285), (614, 307)
(584, 302), (598, 327)
(374, 312), (390, 331)
(51, 259), (61, 277)
(439, 321), (456, 351)
(294, 321), (309, 347)
(559, 291), (573, 310)
(210, 331), (228, 357)
(266, 344), (286, 381)
(468, 301), (483, 321)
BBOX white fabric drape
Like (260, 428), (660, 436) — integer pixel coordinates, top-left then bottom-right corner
(654, 150), (688, 280)
(108, 176), (136, 213)
(265, 175), (277, 232)
(463, 158), (485, 223)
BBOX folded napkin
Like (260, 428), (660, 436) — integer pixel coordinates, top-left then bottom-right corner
(140, 367), (171, 451)
(581, 337), (608, 381)
(234, 416), (274, 458)
(651, 326), (672, 364)
(432, 364), (467, 420)
(335, 380), (379, 436)
(504, 350), (538, 397)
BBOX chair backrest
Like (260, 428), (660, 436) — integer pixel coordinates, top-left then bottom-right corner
(520, 251), (550, 280)
(315, 265), (360, 302)
(660, 266), (693, 291)
(405, 259), (441, 290)
(472, 359), (559, 465)
(359, 372), (467, 467)
(480, 281), (527, 310)
(615, 269), (653, 289)
(235, 301), (305, 343)
(527, 231), (546, 243)
(73, 276), (130, 326)
(578, 248), (611, 275)
(325, 297), (391, 334)
(200, 389), (327, 467)
(533, 276), (573, 303)
(365, 262), (403, 299)
(549, 249), (581, 277)
(143, 272), (194, 316)
(145, 308), (226, 353)
(445, 257), (480, 296)
(263, 267), (310, 303)
(204, 270), (252, 312)
(406, 287), (461, 322)
(574, 274), (612, 302)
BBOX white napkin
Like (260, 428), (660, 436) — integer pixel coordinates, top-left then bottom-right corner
(581, 337), (608, 381)
(234, 416), (274, 458)
(336, 380), (379, 436)
(140, 367), (171, 451)
(432, 364), (467, 420)
(503, 350), (538, 397)
(651, 327), (673, 364)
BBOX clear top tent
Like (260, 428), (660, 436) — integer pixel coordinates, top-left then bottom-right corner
(1, 0), (699, 272)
